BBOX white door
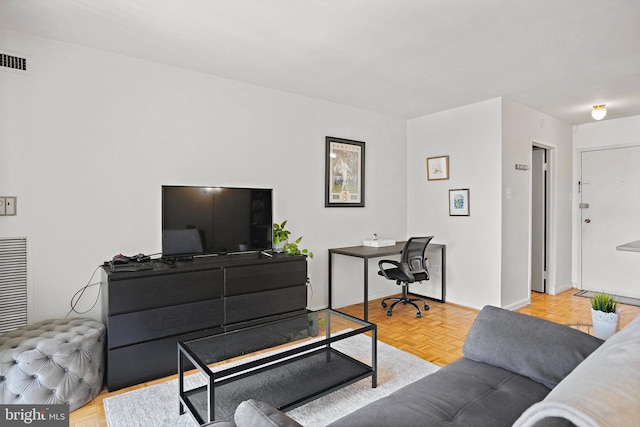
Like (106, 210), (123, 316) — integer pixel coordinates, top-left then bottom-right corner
(580, 146), (640, 298)
(531, 148), (546, 293)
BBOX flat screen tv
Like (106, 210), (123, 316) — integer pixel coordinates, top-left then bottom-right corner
(162, 186), (273, 257)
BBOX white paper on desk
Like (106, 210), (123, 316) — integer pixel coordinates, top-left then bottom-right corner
(363, 239), (396, 247)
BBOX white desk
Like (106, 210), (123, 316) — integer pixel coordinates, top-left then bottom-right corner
(616, 240), (640, 252)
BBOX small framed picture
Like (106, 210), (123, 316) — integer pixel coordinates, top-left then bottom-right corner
(449, 189), (470, 216)
(426, 155), (449, 180)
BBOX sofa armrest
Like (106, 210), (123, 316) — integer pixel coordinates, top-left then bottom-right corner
(513, 315), (640, 427)
(232, 400), (301, 427)
(462, 306), (603, 389)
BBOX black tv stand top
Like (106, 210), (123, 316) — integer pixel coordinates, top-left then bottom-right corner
(102, 252), (305, 279)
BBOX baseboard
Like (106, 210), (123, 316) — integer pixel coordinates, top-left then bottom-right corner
(502, 297), (531, 311)
(443, 296), (484, 311)
(332, 289), (398, 310)
(551, 282), (574, 295)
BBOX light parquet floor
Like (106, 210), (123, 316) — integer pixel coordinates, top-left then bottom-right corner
(69, 289), (640, 426)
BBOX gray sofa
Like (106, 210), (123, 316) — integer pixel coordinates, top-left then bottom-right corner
(213, 305), (640, 427)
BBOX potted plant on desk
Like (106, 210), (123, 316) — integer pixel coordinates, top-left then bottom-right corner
(590, 291), (620, 340)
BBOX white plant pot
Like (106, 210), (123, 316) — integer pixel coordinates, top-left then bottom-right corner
(273, 240), (285, 253)
(591, 308), (620, 340)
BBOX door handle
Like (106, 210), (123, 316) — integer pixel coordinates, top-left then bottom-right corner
(584, 218), (591, 223)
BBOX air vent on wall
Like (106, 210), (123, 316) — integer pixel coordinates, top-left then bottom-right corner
(1, 52), (27, 71)
(0, 237), (28, 333)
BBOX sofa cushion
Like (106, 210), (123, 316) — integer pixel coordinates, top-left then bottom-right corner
(328, 357), (550, 427)
(462, 306), (603, 389)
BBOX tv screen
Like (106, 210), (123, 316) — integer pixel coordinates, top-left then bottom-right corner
(162, 186), (273, 257)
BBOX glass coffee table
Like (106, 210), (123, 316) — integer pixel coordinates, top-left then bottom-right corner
(178, 309), (377, 425)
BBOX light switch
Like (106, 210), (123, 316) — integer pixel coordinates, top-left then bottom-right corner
(0, 197), (5, 215)
(5, 197), (16, 215)
(506, 187), (512, 200)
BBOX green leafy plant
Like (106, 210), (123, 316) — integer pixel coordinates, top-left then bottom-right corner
(590, 291), (619, 313)
(273, 220), (313, 258)
(284, 236), (313, 259)
(272, 220), (291, 245)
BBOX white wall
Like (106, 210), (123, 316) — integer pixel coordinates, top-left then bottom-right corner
(407, 98), (573, 310)
(571, 115), (640, 285)
(501, 99), (573, 309)
(407, 99), (503, 309)
(0, 30), (407, 322)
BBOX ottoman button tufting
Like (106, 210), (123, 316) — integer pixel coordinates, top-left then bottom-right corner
(0, 318), (105, 411)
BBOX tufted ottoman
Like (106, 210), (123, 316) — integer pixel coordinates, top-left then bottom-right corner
(0, 318), (105, 411)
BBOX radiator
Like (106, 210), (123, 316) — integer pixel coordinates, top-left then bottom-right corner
(0, 237), (27, 333)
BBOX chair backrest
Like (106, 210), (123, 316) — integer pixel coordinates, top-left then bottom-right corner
(401, 236), (434, 273)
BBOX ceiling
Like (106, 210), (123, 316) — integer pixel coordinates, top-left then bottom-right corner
(2, 0), (640, 124)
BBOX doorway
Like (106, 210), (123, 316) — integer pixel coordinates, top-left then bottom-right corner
(579, 145), (640, 298)
(531, 145), (549, 293)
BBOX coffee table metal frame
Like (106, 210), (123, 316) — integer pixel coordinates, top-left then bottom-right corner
(178, 309), (377, 425)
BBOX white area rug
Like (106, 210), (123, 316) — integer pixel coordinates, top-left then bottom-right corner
(104, 335), (439, 427)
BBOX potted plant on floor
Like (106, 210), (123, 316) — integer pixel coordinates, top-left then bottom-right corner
(272, 220), (313, 258)
(590, 291), (620, 340)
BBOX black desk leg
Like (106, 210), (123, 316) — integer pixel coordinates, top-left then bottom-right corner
(363, 259), (368, 322)
(328, 251), (333, 309)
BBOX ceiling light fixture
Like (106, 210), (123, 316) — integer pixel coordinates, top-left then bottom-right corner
(591, 105), (607, 121)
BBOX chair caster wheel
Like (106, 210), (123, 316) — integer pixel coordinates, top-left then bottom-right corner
(416, 312), (422, 318)
(381, 302), (387, 308)
(387, 310), (393, 316)
(424, 305), (430, 311)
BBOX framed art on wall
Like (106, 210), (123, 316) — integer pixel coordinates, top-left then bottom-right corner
(449, 188), (470, 216)
(325, 136), (365, 207)
(426, 155), (449, 180)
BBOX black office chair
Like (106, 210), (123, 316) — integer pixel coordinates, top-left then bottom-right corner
(378, 236), (434, 318)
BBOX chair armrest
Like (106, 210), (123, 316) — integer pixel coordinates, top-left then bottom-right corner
(378, 260), (416, 282)
(407, 255), (430, 280)
(377, 259), (400, 279)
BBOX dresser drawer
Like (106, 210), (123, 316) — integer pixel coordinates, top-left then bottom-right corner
(108, 268), (223, 315)
(225, 286), (307, 324)
(107, 298), (224, 348)
(105, 325), (223, 391)
(225, 259), (306, 296)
